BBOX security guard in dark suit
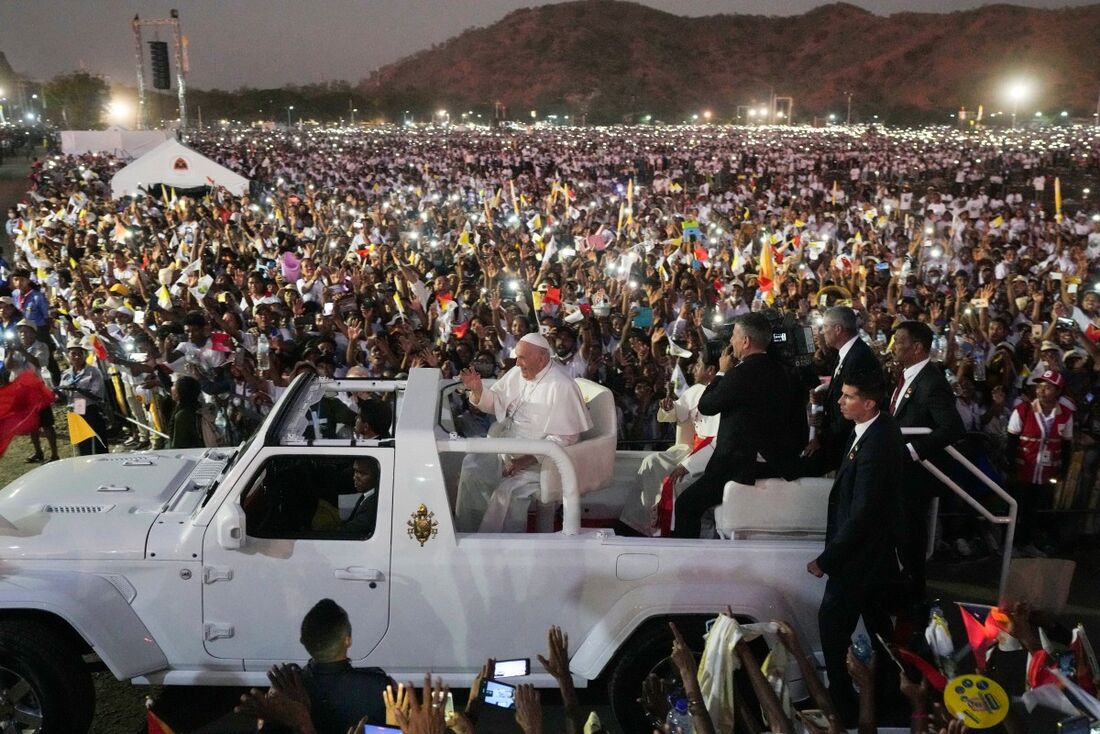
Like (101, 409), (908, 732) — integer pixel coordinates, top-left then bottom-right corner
(888, 320), (965, 606)
(806, 306), (882, 474)
(672, 313), (803, 538)
(808, 368), (904, 726)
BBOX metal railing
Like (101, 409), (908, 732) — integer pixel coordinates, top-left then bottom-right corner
(902, 427), (1018, 604)
(436, 436), (582, 535)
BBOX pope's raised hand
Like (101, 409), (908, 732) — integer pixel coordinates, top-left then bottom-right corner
(459, 367), (482, 395)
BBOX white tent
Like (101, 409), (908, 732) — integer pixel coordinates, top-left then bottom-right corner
(110, 139), (250, 199)
(60, 128), (172, 158)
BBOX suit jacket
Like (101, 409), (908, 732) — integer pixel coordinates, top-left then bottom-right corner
(822, 337), (881, 467)
(890, 361), (965, 467)
(816, 412), (905, 582)
(698, 352), (800, 484)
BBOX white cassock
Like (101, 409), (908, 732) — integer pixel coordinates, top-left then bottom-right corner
(456, 362), (593, 532)
(620, 382), (719, 535)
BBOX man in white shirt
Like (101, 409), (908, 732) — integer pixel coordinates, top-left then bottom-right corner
(620, 350), (720, 535)
(455, 333), (593, 532)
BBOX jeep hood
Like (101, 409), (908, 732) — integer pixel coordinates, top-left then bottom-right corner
(0, 450), (211, 560)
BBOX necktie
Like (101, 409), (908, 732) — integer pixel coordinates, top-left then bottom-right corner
(889, 372), (906, 415)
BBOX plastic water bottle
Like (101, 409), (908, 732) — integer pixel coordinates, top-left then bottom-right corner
(256, 334), (270, 371)
(39, 365), (53, 388)
(972, 352), (990, 382)
(664, 698), (694, 734)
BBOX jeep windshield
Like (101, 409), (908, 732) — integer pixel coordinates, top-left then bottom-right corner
(267, 374), (405, 446)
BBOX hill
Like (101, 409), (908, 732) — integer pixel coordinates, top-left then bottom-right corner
(361, 0), (1100, 123)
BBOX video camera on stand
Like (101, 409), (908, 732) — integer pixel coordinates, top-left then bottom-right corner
(761, 308), (816, 369)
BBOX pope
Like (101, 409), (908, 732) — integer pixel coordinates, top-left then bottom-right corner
(456, 332), (592, 532)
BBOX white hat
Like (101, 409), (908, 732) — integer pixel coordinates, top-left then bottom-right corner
(518, 332), (552, 352)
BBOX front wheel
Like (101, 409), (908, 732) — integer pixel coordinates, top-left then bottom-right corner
(606, 616), (708, 733)
(0, 620), (95, 733)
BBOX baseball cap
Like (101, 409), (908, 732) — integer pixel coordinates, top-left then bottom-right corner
(1034, 369), (1065, 389)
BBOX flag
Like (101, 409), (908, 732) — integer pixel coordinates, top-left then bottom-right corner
(157, 285), (173, 311)
(528, 213), (542, 232)
(544, 287), (561, 306)
(113, 221), (128, 243)
(895, 647), (948, 692)
(88, 334), (108, 362)
(146, 708), (176, 734)
(0, 370), (56, 457)
(452, 321), (469, 339)
(1071, 625), (1098, 695)
(209, 332), (232, 353)
(991, 215), (1004, 228)
(532, 292), (544, 311)
(832, 180), (838, 205)
(669, 362), (688, 396)
(758, 240), (776, 302)
(510, 180), (519, 214)
(67, 411), (100, 446)
(436, 292), (454, 311)
(1054, 177), (1063, 222)
(957, 604), (1002, 673)
(392, 292), (405, 314)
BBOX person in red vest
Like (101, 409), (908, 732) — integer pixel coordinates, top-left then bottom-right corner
(1006, 369), (1073, 557)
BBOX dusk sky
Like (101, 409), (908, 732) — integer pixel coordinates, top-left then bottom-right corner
(2, 0), (1098, 89)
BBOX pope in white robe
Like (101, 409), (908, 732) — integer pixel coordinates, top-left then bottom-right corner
(620, 353), (720, 535)
(456, 333), (593, 532)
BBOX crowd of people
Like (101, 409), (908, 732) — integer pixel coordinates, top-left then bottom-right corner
(180, 595), (1094, 734)
(3, 122), (1100, 552)
(2, 121), (1100, 731)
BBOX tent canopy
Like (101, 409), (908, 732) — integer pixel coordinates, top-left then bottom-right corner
(60, 128), (172, 158)
(110, 139), (250, 199)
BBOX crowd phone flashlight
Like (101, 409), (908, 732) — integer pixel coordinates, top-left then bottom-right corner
(493, 658), (530, 677)
(480, 679), (517, 709)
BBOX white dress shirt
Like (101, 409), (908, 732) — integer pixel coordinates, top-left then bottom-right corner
(834, 335), (859, 376)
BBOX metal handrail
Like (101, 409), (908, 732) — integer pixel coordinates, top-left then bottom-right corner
(436, 437), (581, 535)
(901, 427), (1018, 604)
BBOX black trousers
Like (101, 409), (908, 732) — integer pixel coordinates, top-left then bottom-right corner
(899, 475), (934, 606)
(818, 574), (895, 725)
(672, 463), (785, 538)
(671, 472), (727, 539)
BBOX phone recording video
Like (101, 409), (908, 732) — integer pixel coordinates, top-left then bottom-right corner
(480, 679), (517, 709)
(493, 658), (530, 678)
(361, 725), (400, 733)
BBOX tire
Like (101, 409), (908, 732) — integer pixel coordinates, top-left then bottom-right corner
(606, 616), (708, 734)
(0, 620), (95, 733)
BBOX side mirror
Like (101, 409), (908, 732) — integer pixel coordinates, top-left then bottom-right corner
(215, 503), (246, 550)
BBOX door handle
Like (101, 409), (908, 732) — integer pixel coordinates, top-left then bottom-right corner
(333, 567), (383, 582)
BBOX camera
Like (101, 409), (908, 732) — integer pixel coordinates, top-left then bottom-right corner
(761, 308), (815, 368)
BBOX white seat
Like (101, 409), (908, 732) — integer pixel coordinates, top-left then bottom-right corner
(714, 477), (833, 539)
(536, 380), (616, 527)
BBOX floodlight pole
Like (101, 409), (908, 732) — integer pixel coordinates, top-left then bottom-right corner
(171, 9), (187, 130)
(132, 15), (147, 129)
(131, 10), (189, 130)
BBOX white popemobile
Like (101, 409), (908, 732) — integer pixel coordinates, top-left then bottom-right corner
(0, 369), (1013, 732)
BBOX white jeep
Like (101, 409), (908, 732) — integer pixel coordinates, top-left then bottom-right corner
(0, 370), (835, 732)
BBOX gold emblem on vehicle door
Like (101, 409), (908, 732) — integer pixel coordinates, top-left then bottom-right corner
(407, 504), (438, 546)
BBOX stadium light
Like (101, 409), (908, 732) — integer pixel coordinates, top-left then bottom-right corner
(1005, 80), (1031, 128)
(107, 100), (132, 126)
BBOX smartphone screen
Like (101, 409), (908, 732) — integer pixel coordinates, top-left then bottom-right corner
(1058, 715), (1090, 734)
(361, 725), (401, 733)
(480, 679), (517, 709)
(324, 302), (335, 316)
(493, 658), (530, 678)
